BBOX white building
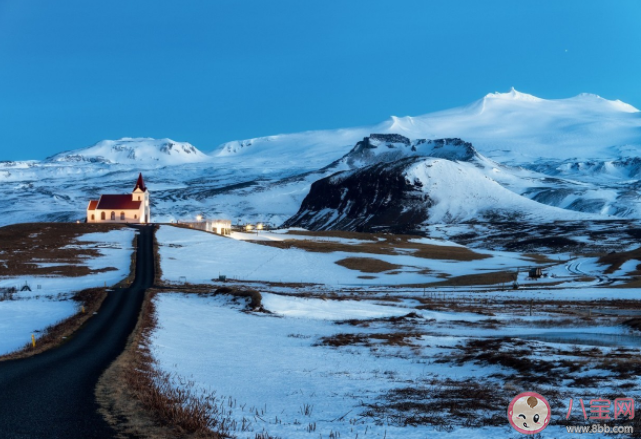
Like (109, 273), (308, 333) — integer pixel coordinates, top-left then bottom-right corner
(87, 173), (151, 223)
(206, 219), (232, 235)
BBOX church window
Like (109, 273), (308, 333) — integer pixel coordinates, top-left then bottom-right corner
(111, 211), (116, 220)
(91, 214), (95, 220)
(101, 212), (105, 220)
(120, 212), (125, 220)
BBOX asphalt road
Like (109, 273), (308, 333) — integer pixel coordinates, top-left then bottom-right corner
(0, 225), (155, 439)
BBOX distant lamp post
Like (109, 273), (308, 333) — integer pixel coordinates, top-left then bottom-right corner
(245, 224), (253, 232)
(257, 223), (263, 234)
(196, 214), (203, 222)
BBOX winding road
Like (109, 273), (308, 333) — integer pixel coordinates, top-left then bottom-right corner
(0, 225), (155, 439)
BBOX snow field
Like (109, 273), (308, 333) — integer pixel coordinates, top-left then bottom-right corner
(150, 292), (513, 438)
(0, 228), (137, 354)
(158, 226), (554, 287)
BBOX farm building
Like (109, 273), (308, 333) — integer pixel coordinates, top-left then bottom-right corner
(206, 219), (232, 235)
(528, 267), (543, 279)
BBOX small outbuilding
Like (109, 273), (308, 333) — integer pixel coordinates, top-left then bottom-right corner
(528, 268), (543, 279)
(206, 219), (232, 236)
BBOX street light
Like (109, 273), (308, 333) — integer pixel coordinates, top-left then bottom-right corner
(196, 214), (203, 222)
(245, 224), (253, 232)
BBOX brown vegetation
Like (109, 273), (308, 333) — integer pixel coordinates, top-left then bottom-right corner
(416, 270), (515, 287)
(521, 253), (557, 264)
(364, 379), (510, 428)
(98, 290), (232, 438)
(319, 331), (423, 348)
(0, 222), (127, 277)
(335, 257), (402, 273)
(249, 231), (489, 262)
(597, 246), (641, 274)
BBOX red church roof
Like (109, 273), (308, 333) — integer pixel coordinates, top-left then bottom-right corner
(96, 195), (142, 210)
(133, 173), (147, 192)
(87, 200), (99, 211)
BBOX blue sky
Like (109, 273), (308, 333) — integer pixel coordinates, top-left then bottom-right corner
(0, 0), (640, 161)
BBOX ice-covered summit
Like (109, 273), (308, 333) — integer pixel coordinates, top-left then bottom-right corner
(212, 89), (641, 167)
(48, 137), (210, 165)
(483, 87), (542, 102)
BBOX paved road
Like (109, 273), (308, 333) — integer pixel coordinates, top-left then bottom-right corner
(0, 225), (155, 439)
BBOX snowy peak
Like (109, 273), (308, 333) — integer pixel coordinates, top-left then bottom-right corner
(211, 89), (641, 168)
(572, 93), (640, 113)
(339, 134), (482, 169)
(284, 154), (594, 231)
(483, 87), (542, 102)
(48, 138), (210, 165)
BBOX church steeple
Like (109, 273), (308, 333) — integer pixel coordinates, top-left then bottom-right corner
(133, 173), (147, 192)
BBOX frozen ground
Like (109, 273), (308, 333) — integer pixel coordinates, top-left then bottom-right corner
(157, 226), (632, 289)
(152, 225), (641, 437)
(150, 293), (505, 438)
(150, 291), (641, 438)
(0, 228), (137, 355)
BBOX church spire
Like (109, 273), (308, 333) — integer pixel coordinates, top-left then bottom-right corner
(133, 173), (147, 192)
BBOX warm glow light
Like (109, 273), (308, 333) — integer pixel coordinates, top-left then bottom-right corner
(196, 215), (203, 222)
(245, 224), (253, 231)
(257, 223), (263, 230)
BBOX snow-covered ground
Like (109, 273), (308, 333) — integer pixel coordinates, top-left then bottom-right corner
(150, 224), (641, 437)
(157, 226), (624, 289)
(150, 293), (508, 438)
(150, 290), (641, 438)
(0, 228), (137, 355)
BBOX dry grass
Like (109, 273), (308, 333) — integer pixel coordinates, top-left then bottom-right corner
(0, 222), (127, 277)
(363, 379), (511, 428)
(0, 287), (109, 362)
(249, 231), (489, 262)
(521, 253), (557, 264)
(335, 257), (402, 273)
(410, 270), (515, 288)
(319, 331), (423, 348)
(597, 246), (641, 274)
(98, 290), (232, 438)
(615, 277), (641, 288)
(212, 286), (262, 310)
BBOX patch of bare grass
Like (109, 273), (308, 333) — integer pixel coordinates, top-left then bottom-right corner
(335, 257), (402, 273)
(98, 290), (234, 438)
(521, 253), (557, 264)
(0, 222), (127, 277)
(416, 270), (515, 287)
(251, 231), (489, 262)
(597, 246), (641, 274)
(363, 380), (508, 428)
(319, 331), (423, 348)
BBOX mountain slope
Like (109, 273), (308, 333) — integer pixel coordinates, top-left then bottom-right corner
(212, 88), (641, 168)
(48, 138), (210, 165)
(283, 156), (594, 231)
(1, 89), (640, 228)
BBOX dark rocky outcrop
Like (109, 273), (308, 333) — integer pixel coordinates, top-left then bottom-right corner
(282, 156), (431, 232)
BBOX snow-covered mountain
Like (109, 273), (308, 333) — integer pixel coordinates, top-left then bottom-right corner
(283, 136), (602, 231)
(213, 88), (641, 168)
(1, 89), (640, 228)
(48, 138), (210, 165)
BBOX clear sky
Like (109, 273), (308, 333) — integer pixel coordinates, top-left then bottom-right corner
(0, 0), (640, 161)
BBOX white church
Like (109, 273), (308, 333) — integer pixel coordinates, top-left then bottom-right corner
(87, 173), (151, 223)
